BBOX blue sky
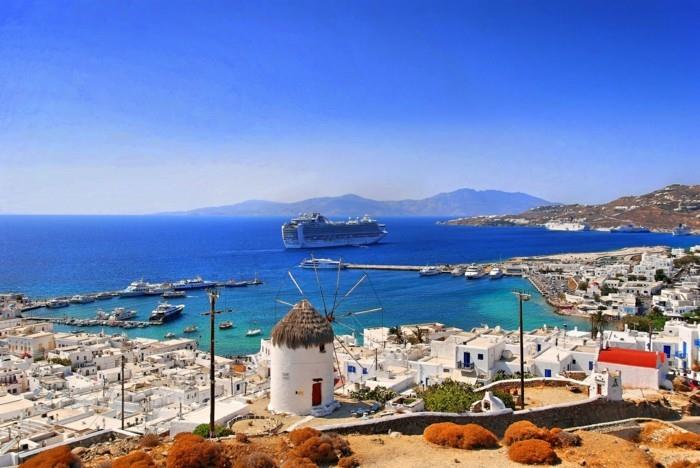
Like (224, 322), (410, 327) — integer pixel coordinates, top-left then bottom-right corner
(1, 0), (698, 214)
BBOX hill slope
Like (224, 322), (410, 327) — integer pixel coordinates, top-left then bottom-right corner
(163, 188), (554, 217)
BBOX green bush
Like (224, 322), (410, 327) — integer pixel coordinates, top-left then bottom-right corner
(192, 423), (232, 438)
(418, 379), (515, 413)
(349, 385), (397, 403)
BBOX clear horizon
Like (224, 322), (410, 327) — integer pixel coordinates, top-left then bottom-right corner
(1, 1), (699, 214)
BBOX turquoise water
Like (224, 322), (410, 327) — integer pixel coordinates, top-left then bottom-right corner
(2, 216), (697, 355)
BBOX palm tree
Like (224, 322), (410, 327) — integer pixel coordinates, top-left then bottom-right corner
(590, 309), (608, 339)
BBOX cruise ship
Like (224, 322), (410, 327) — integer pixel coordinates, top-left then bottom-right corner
(544, 221), (590, 232)
(282, 213), (388, 249)
(149, 303), (185, 322)
(611, 224), (650, 233)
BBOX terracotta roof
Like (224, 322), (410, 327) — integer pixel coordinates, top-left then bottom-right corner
(271, 299), (334, 349)
(598, 347), (664, 369)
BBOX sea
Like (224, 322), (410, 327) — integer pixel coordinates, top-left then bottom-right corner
(0, 215), (698, 356)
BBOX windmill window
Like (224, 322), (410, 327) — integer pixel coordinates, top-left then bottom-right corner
(348, 365), (356, 373)
(362, 368), (368, 375)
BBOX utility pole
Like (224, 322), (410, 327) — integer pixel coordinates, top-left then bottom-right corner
(121, 355), (125, 430)
(513, 290), (531, 410)
(207, 288), (218, 439)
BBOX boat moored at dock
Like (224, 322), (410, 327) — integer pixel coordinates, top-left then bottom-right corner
(162, 290), (186, 298)
(149, 302), (185, 322)
(69, 295), (95, 304)
(172, 277), (216, 290)
(489, 267), (504, 279)
(464, 265), (486, 279)
(673, 224), (692, 236)
(219, 320), (234, 329)
(46, 298), (70, 309)
(419, 266), (441, 276)
(300, 257), (345, 269)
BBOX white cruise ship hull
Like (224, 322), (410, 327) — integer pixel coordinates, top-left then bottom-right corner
(283, 232), (387, 249)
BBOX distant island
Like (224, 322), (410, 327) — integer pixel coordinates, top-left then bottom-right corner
(446, 184), (700, 232)
(159, 188), (554, 217)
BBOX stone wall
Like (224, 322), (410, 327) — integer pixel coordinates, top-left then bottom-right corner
(477, 377), (588, 394)
(318, 397), (679, 436)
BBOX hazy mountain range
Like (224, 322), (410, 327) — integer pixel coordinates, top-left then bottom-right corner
(162, 188), (554, 217)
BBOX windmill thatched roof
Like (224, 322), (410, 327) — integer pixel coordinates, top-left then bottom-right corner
(271, 299), (334, 349)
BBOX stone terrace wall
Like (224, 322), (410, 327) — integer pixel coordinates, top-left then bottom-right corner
(318, 398), (679, 437)
(477, 377), (588, 394)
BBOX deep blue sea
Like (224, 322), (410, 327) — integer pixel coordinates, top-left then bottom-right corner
(0, 216), (697, 356)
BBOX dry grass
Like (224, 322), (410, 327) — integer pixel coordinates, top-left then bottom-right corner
(423, 422), (499, 450)
(280, 457), (316, 468)
(139, 433), (161, 448)
(669, 461), (700, 468)
(289, 427), (321, 447)
(20, 445), (81, 468)
(503, 420), (557, 446)
(166, 433), (231, 468)
(236, 433), (250, 443)
(666, 432), (700, 450)
(113, 451), (155, 468)
(337, 456), (360, 468)
(507, 439), (559, 465)
(233, 452), (278, 468)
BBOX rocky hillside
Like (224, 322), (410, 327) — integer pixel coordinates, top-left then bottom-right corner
(447, 184), (700, 232)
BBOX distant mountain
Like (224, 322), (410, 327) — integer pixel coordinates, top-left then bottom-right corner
(448, 184), (700, 231)
(161, 189), (554, 217)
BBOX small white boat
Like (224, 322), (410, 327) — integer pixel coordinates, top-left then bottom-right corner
(183, 325), (198, 333)
(245, 328), (262, 337)
(419, 266), (441, 276)
(451, 267), (465, 277)
(464, 265), (486, 279)
(219, 320), (234, 330)
(70, 295), (95, 304)
(165, 332), (177, 339)
(300, 258), (345, 269)
(489, 267), (504, 279)
(46, 299), (70, 309)
(110, 307), (137, 321)
(162, 290), (186, 298)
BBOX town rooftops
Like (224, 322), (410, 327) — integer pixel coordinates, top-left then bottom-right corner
(598, 347), (665, 369)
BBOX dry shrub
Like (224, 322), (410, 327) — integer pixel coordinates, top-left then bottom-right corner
(289, 427), (321, 446)
(113, 451), (155, 468)
(666, 432), (700, 450)
(669, 460), (700, 468)
(280, 457), (316, 468)
(548, 427), (581, 447)
(166, 433), (231, 468)
(286, 433), (351, 466)
(233, 452), (278, 468)
(139, 433), (161, 448)
(503, 420), (557, 446)
(236, 432), (250, 443)
(423, 422), (499, 450)
(20, 445), (81, 468)
(508, 439), (559, 465)
(337, 456), (360, 467)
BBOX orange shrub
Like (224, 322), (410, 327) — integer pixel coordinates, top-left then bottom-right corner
(139, 433), (160, 448)
(548, 427), (581, 447)
(669, 461), (700, 468)
(289, 427), (321, 446)
(113, 451), (155, 468)
(666, 432), (700, 450)
(280, 457), (316, 468)
(236, 432), (250, 443)
(234, 452), (278, 468)
(508, 439), (559, 465)
(21, 445), (81, 468)
(503, 420), (557, 446)
(337, 456), (360, 468)
(423, 422), (499, 450)
(166, 433), (230, 468)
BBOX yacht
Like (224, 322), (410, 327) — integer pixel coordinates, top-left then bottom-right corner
(183, 325), (198, 334)
(46, 299), (70, 309)
(172, 277), (216, 290)
(419, 266), (441, 276)
(149, 303), (185, 322)
(451, 267), (465, 277)
(489, 267), (504, 279)
(119, 280), (152, 297)
(544, 221), (590, 232)
(162, 290), (186, 298)
(282, 213), (388, 249)
(464, 265), (486, 279)
(165, 332), (177, 339)
(611, 224), (650, 233)
(219, 320), (234, 330)
(95, 292), (113, 301)
(673, 224), (692, 236)
(300, 257), (346, 269)
(70, 295), (95, 304)
(246, 328), (262, 337)
(224, 279), (248, 288)
(110, 307), (137, 321)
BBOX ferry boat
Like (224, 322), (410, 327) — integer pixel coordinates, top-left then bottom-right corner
(46, 298), (70, 309)
(245, 275), (263, 286)
(162, 290), (186, 298)
(119, 280), (151, 297)
(544, 221), (590, 232)
(673, 224), (692, 236)
(419, 266), (441, 276)
(464, 265), (486, 279)
(149, 302), (185, 322)
(489, 267), (504, 279)
(282, 213), (388, 249)
(69, 295), (95, 304)
(611, 224), (650, 233)
(219, 320), (234, 330)
(172, 277), (216, 290)
(300, 257), (345, 269)
(224, 279), (248, 288)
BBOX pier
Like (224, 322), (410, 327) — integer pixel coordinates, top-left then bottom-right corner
(345, 263), (427, 271)
(23, 316), (161, 328)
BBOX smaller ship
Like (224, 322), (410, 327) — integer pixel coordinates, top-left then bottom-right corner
(450, 267), (465, 277)
(245, 275), (263, 286)
(300, 258), (345, 269)
(95, 292), (113, 300)
(245, 328), (262, 337)
(219, 320), (234, 330)
(611, 224), (650, 233)
(464, 265), (486, 279)
(172, 277), (216, 290)
(183, 325), (198, 334)
(489, 267), (504, 279)
(119, 280), (152, 297)
(162, 290), (186, 298)
(224, 279), (248, 288)
(46, 298), (70, 309)
(544, 221), (590, 232)
(70, 295), (95, 304)
(672, 224), (692, 236)
(149, 302), (185, 322)
(165, 332), (177, 339)
(419, 266), (441, 276)
(110, 307), (137, 321)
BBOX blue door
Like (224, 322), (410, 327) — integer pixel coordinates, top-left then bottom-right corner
(464, 352), (471, 366)
(663, 345), (671, 358)
(544, 369), (552, 378)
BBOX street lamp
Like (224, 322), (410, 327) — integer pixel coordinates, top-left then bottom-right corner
(513, 290), (531, 410)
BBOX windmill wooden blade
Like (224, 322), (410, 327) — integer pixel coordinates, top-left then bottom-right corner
(342, 307), (383, 317)
(288, 271), (304, 296)
(331, 273), (367, 314)
(275, 299), (295, 307)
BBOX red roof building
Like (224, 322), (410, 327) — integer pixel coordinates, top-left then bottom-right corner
(598, 347), (665, 369)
